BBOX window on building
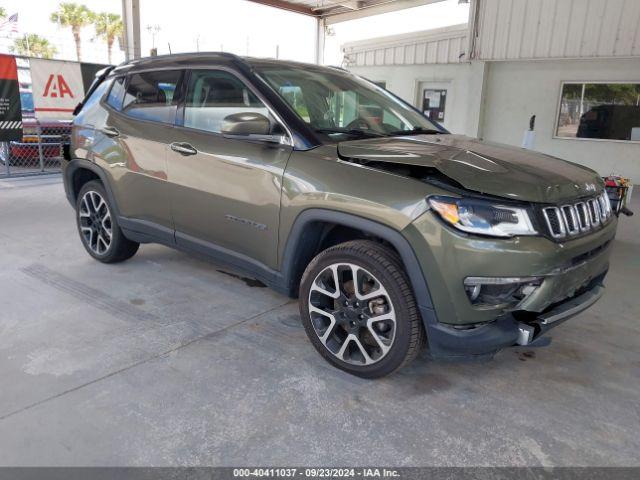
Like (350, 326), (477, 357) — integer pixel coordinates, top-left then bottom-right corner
(556, 82), (640, 142)
(122, 70), (183, 124)
(106, 76), (126, 110)
(183, 70), (268, 134)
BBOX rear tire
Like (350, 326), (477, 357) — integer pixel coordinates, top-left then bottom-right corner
(76, 180), (139, 263)
(299, 240), (425, 378)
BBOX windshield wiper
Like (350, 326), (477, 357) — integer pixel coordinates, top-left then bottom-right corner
(387, 127), (445, 136)
(315, 128), (385, 138)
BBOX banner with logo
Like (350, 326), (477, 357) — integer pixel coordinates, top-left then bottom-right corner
(30, 59), (84, 119)
(0, 54), (22, 141)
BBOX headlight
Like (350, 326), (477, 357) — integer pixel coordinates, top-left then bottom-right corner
(428, 195), (537, 238)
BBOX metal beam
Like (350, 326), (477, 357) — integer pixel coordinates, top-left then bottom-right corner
(315, 17), (326, 64)
(121, 0), (141, 60)
(325, 0), (444, 24)
(243, 0), (316, 16)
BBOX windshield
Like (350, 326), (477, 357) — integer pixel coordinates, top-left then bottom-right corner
(256, 66), (445, 139)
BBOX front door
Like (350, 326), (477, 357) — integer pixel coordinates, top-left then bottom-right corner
(166, 69), (292, 270)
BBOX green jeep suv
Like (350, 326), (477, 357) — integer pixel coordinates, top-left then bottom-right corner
(63, 53), (617, 378)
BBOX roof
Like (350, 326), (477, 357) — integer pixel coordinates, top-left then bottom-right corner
(110, 52), (349, 75)
(244, 0), (446, 24)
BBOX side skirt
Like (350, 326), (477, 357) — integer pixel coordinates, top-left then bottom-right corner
(119, 216), (288, 296)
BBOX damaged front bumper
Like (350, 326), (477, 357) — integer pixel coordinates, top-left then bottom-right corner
(425, 273), (606, 359)
(405, 209), (616, 359)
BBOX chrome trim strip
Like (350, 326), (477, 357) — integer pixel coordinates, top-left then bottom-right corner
(561, 204), (580, 235)
(574, 202), (591, 232)
(542, 193), (613, 240)
(539, 285), (604, 325)
(588, 199), (601, 226)
(542, 207), (566, 238)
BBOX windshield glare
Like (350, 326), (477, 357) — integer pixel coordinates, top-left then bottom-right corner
(256, 66), (444, 138)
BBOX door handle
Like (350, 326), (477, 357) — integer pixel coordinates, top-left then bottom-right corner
(170, 142), (198, 156)
(101, 126), (120, 138)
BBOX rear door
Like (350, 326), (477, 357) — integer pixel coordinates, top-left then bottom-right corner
(98, 70), (184, 240)
(166, 68), (292, 270)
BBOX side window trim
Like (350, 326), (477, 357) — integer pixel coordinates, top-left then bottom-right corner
(177, 66), (293, 145)
(175, 69), (191, 128)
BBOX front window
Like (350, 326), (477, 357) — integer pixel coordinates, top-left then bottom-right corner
(256, 66), (444, 139)
(183, 70), (269, 134)
(556, 82), (640, 142)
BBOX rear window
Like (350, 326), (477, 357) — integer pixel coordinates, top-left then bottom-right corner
(122, 70), (183, 124)
(106, 76), (126, 110)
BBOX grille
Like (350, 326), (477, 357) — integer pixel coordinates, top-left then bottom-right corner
(542, 192), (612, 240)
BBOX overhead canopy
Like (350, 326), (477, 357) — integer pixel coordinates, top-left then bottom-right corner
(244, 0), (447, 24)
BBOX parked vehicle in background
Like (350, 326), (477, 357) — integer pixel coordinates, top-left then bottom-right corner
(0, 63), (72, 170)
(0, 115), (71, 167)
(63, 53), (617, 378)
(577, 104), (640, 141)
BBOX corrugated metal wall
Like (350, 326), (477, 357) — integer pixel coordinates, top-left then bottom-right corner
(343, 25), (468, 67)
(476, 0), (640, 60)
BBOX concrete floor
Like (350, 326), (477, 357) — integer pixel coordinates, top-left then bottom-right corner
(0, 175), (639, 467)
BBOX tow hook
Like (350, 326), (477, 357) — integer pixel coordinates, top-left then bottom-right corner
(517, 323), (535, 346)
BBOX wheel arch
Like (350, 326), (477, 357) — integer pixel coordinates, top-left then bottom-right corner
(280, 209), (435, 323)
(64, 159), (121, 217)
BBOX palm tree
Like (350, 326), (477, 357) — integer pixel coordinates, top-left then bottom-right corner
(92, 12), (122, 64)
(11, 34), (58, 59)
(50, 3), (93, 61)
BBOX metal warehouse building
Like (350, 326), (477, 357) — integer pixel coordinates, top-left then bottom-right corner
(343, 0), (640, 180)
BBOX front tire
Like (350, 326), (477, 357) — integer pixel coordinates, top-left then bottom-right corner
(299, 240), (425, 378)
(76, 180), (139, 263)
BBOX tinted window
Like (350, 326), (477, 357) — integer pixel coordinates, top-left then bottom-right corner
(557, 82), (640, 141)
(106, 76), (125, 110)
(184, 70), (268, 133)
(122, 70), (182, 124)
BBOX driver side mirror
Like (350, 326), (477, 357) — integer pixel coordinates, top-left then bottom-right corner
(221, 112), (270, 136)
(221, 112), (289, 145)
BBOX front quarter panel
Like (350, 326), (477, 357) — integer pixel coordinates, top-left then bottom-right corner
(278, 146), (448, 264)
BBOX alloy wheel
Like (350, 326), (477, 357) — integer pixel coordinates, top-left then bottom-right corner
(78, 190), (112, 255)
(308, 263), (396, 366)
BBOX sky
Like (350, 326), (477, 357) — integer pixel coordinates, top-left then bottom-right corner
(0, 0), (469, 66)
(0, 0), (123, 64)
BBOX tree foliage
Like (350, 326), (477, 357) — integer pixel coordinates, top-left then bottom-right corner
(92, 12), (123, 64)
(50, 2), (93, 61)
(563, 82), (640, 105)
(11, 34), (58, 59)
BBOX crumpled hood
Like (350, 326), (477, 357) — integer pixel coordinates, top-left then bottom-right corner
(338, 134), (603, 204)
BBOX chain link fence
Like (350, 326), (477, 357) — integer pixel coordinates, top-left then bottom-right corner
(0, 119), (71, 178)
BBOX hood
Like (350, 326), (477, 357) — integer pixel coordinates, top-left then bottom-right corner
(338, 134), (603, 204)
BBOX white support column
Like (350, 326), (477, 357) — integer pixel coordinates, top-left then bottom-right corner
(315, 16), (326, 65)
(121, 0), (142, 60)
